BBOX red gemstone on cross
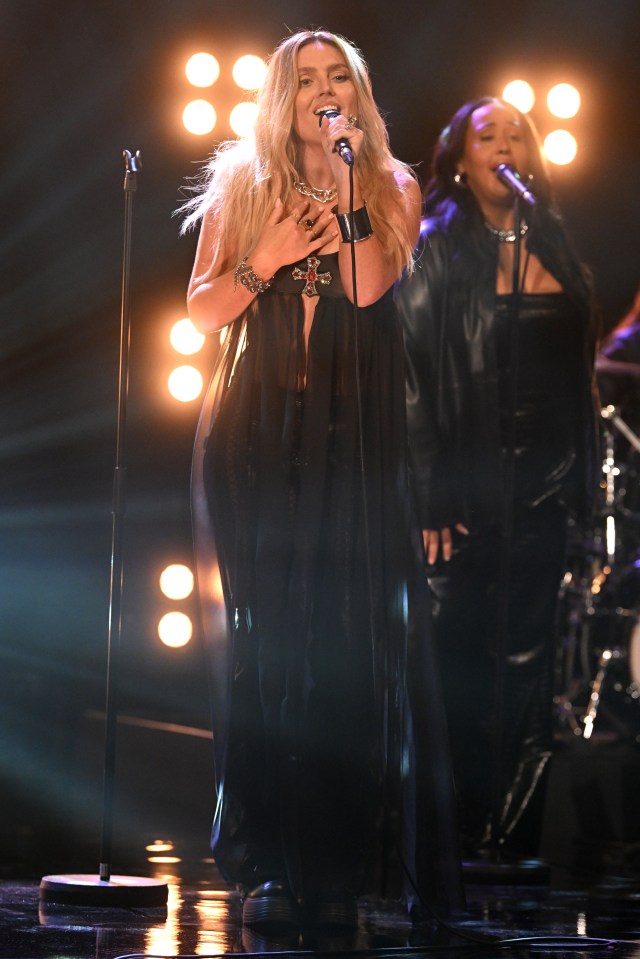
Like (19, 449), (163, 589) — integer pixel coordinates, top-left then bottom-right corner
(292, 256), (332, 297)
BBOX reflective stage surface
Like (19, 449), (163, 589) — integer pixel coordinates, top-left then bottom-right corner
(3, 856), (640, 959)
(3, 687), (640, 959)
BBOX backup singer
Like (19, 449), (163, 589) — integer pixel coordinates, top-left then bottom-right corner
(181, 30), (463, 929)
(396, 97), (599, 860)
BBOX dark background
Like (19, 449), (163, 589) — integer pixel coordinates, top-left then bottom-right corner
(1, 0), (638, 874)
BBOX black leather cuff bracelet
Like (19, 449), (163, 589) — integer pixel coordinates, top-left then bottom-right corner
(334, 202), (373, 243)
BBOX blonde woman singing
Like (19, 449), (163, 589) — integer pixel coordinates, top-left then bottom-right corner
(182, 29), (463, 932)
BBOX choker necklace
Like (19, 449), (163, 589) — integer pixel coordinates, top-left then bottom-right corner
(484, 220), (529, 243)
(294, 179), (337, 204)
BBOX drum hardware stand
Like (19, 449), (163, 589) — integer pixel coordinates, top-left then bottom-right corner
(576, 407), (640, 739)
(582, 648), (626, 739)
(553, 564), (592, 737)
(600, 413), (619, 565)
(602, 404), (640, 455)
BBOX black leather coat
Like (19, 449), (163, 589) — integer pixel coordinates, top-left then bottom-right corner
(395, 217), (600, 533)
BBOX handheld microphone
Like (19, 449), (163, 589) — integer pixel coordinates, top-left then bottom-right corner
(318, 109), (354, 166)
(496, 163), (536, 206)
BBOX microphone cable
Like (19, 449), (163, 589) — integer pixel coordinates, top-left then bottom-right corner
(346, 159), (380, 701)
(317, 110), (377, 686)
(112, 931), (621, 959)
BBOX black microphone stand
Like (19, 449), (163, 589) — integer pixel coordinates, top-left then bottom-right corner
(467, 197), (548, 884)
(40, 150), (168, 907)
(489, 196), (523, 862)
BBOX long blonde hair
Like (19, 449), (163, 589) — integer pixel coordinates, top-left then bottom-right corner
(180, 29), (417, 275)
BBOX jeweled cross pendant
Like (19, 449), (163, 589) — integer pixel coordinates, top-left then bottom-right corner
(291, 256), (332, 297)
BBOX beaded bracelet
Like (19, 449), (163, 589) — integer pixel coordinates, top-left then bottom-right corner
(234, 256), (275, 294)
(334, 202), (373, 243)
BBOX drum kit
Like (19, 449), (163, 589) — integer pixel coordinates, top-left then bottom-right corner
(556, 358), (640, 744)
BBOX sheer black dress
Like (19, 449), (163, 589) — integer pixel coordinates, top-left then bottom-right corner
(192, 251), (463, 913)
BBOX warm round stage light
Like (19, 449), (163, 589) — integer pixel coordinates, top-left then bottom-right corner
(502, 80), (535, 114)
(159, 564), (194, 601)
(158, 612), (193, 648)
(185, 52), (220, 87)
(145, 840), (175, 853)
(183, 99), (216, 136)
(544, 129), (578, 165)
(547, 83), (581, 119)
(170, 318), (205, 355)
(168, 365), (204, 402)
(229, 102), (259, 138)
(232, 54), (267, 90)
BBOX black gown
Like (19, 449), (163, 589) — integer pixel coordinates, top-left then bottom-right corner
(192, 251), (463, 912)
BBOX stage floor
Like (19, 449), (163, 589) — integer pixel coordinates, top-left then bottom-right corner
(3, 721), (640, 958)
(3, 858), (640, 959)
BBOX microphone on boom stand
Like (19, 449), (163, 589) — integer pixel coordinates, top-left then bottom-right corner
(496, 163), (536, 206)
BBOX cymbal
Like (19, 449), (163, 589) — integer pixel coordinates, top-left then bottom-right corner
(596, 356), (640, 378)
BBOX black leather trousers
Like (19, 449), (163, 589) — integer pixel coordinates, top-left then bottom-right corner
(428, 497), (569, 858)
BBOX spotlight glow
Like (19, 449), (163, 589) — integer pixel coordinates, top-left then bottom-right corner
(232, 54), (267, 90)
(170, 318), (205, 355)
(145, 840), (175, 853)
(183, 99), (216, 136)
(544, 129), (578, 165)
(185, 52), (220, 88)
(547, 83), (581, 119)
(211, 564), (224, 605)
(229, 102), (259, 138)
(159, 564), (194, 600)
(168, 365), (204, 402)
(158, 612), (193, 648)
(502, 80), (535, 114)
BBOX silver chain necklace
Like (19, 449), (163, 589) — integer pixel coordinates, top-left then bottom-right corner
(293, 179), (338, 204)
(484, 220), (529, 243)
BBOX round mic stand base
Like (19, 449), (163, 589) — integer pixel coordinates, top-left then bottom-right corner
(39, 873), (169, 908)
